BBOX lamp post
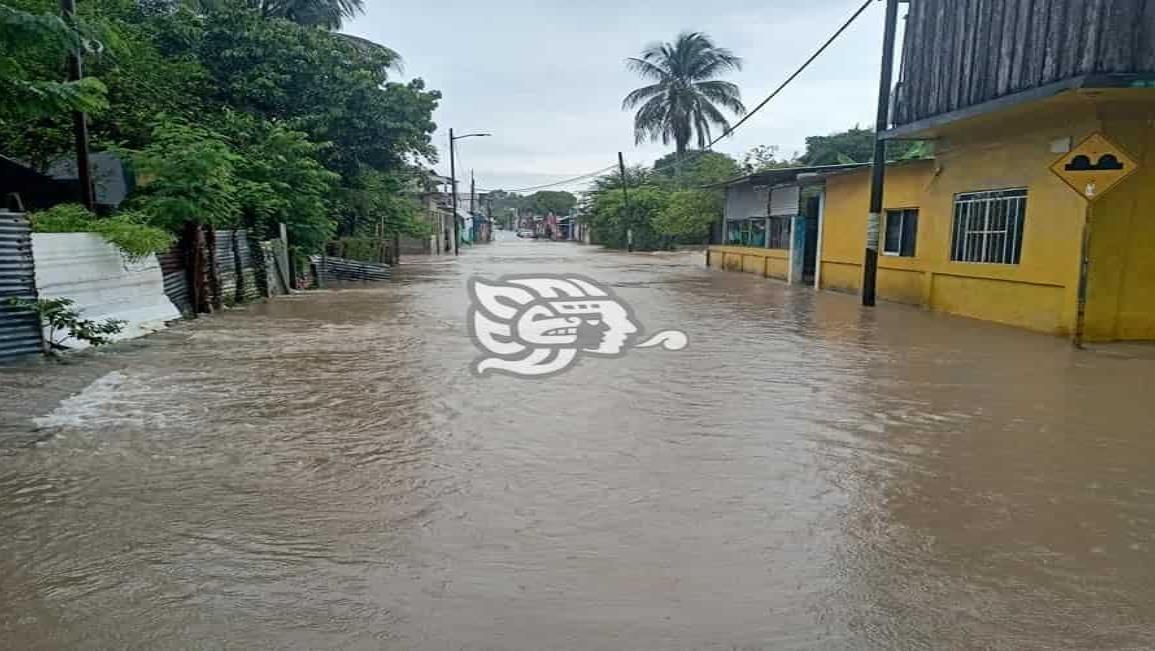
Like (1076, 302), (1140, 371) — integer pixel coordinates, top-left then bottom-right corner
(449, 129), (491, 256)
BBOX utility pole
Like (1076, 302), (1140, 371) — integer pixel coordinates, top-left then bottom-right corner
(447, 129), (491, 256)
(60, 0), (95, 211)
(449, 128), (459, 255)
(861, 0), (901, 307)
(618, 152), (633, 252)
(470, 171), (476, 214)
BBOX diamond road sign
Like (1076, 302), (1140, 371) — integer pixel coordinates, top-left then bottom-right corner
(1050, 133), (1140, 202)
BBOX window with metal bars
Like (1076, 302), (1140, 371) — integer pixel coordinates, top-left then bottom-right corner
(950, 189), (1026, 264)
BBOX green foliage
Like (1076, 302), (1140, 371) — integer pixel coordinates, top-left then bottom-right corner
(651, 150), (741, 188)
(220, 111), (339, 252)
(3, 0), (439, 257)
(336, 169), (431, 240)
(0, 3), (108, 120)
(327, 236), (386, 262)
(252, 0), (366, 30)
(30, 203), (174, 260)
(742, 145), (796, 172)
(587, 184), (669, 251)
(525, 190), (576, 215)
(129, 119), (242, 229)
(188, 6), (437, 177)
(623, 32), (745, 156)
(7, 297), (125, 351)
(654, 190), (721, 241)
(799, 127), (930, 166)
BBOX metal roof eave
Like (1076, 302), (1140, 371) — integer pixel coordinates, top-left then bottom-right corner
(705, 162), (872, 190)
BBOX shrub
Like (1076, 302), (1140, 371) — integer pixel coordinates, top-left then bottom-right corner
(7, 297), (125, 351)
(30, 203), (174, 261)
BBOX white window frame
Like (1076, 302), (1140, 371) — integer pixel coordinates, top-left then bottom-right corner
(950, 188), (1027, 265)
(883, 208), (919, 257)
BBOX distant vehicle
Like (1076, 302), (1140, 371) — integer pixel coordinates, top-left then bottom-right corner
(517, 229), (536, 239)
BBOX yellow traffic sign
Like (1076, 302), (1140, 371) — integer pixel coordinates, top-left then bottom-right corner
(1050, 133), (1140, 201)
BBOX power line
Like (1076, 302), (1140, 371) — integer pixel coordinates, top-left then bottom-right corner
(476, 0), (876, 194)
(476, 164), (618, 194)
(708, 0), (874, 150)
(646, 0), (875, 178)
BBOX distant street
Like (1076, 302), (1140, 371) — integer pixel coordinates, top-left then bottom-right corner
(2, 234), (1155, 649)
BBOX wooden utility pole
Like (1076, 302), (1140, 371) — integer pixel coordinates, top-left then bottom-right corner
(449, 128), (459, 256)
(618, 152), (633, 252)
(861, 0), (900, 306)
(60, 0), (95, 210)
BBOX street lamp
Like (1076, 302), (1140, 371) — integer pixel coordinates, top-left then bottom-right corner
(449, 129), (491, 256)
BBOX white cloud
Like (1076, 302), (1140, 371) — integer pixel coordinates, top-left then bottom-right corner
(345, 0), (891, 191)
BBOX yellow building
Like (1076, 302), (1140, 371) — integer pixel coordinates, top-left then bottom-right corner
(709, 0), (1155, 342)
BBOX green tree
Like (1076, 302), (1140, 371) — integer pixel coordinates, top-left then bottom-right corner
(651, 149), (740, 187)
(799, 127), (930, 166)
(335, 168), (431, 240)
(129, 119), (242, 229)
(798, 126), (876, 165)
(220, 111), (339, 252)
(654, 189), (721, 242)
(622, 32), (745, 162)
(249, 0), (363, 30)
(0, 3), (108, 120)
(586, 180), (668, 251)
(525, 190), (576, 215)
(742, 144), (796, 172)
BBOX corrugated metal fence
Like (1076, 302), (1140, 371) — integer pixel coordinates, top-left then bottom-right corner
(214, 229), (262, 306)
(310, 255), (392, 284)
(0, 213), (43, 360)
(0, 219), (391, 362)
(157, 247), (193, 316)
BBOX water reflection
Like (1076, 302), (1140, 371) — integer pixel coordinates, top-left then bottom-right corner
(1, 236), (1153, 649)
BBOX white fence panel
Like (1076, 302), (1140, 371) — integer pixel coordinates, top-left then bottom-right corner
(32, 233), (181, 349)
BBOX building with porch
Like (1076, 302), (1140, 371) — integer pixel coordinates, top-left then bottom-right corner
(708, 0), (1155, 341)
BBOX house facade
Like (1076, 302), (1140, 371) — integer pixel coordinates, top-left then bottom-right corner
(708, 0), (1155, 342)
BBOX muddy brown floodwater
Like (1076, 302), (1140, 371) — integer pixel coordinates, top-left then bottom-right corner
(2, 234), (1155, 649)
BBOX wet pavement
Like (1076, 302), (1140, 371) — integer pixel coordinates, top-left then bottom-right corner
(2, 233), (1155, 649)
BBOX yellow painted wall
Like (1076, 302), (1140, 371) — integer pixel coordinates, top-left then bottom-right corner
(818, 99), (1105, 335)
(1085, 101), (1155, 340)
(708, 91), (1155, 341)
(709, 245), (790, 280)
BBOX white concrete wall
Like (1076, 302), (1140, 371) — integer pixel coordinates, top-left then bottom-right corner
(32, 233), (181, 349)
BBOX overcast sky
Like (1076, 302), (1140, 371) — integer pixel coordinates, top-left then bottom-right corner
(344, 0), (892, 193)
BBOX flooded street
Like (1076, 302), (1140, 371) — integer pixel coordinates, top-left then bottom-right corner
(2, 234), (1155, 649)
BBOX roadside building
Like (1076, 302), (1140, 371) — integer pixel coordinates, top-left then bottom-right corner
(401, 172), (454, 255)
(708, 0), (1155, 342)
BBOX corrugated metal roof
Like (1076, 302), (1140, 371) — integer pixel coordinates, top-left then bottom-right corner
(705, 163), (872, 189)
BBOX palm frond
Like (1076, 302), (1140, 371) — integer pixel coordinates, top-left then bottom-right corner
(622, 30), (744, 154)
(621, 83), (665, 110)
(693, 80), (746, 115)
(624, 57), (669, 82)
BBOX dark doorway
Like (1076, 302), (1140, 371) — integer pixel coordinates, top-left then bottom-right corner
(801, 194), (821, 283)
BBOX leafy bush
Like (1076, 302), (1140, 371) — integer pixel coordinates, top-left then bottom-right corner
(30, 203), (174, 260)
(654, 190), (722, 242)
(587, 185), (669, 251)
(128, 119), (242, 229)
(7, 297), (125, 351)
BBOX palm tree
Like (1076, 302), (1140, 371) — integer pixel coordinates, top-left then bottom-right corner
(250, 0), (363, 30)
(622, 32), (746, 162)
